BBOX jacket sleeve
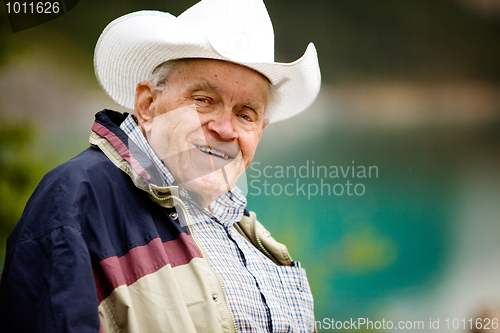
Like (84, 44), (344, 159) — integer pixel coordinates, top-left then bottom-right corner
(0, 225), (100, 333)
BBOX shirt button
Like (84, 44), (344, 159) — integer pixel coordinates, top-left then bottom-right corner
(263, 230), (271, 237)
(169, 212), (178, 220)
(212, 293), (218, 302)
(179, 191), (185, 197)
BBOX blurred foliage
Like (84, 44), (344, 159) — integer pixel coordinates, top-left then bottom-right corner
(246, 121), (500, 323)
(332, 225), (398, 275)
(267, 0), (500, 82)
(0, 119), (50, 268)
(1, 0), (499, 84)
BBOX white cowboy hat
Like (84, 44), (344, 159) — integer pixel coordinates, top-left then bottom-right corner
(94, 0), (321, 123)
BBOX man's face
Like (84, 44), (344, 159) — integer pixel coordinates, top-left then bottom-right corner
(135, 59), (269, 205)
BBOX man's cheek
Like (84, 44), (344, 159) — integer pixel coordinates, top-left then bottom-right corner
(149, 132), (170, 160)
(223, 153), (246, 186)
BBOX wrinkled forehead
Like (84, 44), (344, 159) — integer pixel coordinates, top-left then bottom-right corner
(169, 58), (271, 99)
(162, 58), (271, 86)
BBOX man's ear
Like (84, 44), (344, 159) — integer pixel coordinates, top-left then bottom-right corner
(262, 118), (270, 130)
(134, 81), (158, 127)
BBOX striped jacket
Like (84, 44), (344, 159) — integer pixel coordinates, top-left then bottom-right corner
(0, 110), (303, 333)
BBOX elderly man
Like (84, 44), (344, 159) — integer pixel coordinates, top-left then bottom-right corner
(0, 0), (320, 332)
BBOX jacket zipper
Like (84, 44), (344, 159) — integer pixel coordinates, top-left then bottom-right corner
(155, 192), (239, 333)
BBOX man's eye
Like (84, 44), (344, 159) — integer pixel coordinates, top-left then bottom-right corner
(196, 98), (209, 103)
(239, 114), (252, 121)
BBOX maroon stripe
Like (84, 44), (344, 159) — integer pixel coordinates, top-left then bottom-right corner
(91, 122), (150, 182)
(93, 233), (203, 304)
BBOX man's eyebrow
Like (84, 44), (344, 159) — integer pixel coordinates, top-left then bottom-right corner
(185, 79), (221, 94)
(244, 100), (266, 112)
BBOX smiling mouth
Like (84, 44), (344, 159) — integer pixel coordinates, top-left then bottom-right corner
(194, 145), (234, 160)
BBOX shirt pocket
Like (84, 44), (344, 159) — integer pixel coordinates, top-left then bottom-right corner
(276, 262), (315, 332)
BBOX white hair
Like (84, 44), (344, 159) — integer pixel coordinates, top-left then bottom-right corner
(149, 59), (185, 90)
(148, 59), (279, 121)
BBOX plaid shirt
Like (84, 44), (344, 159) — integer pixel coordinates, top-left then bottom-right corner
(120, 114), (314, 332)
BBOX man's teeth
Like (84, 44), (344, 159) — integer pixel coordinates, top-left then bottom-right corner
(195, 145), (231, 159)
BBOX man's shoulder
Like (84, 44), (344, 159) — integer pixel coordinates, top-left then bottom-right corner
(10, 147), (128, 240)
(46, 146), (122, 184)
(38, 144), (139, 207)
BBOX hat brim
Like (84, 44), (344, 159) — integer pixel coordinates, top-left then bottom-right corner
(94, 11), (321, 123)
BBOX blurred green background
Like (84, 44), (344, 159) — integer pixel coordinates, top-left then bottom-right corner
(1, 1), (500, 332)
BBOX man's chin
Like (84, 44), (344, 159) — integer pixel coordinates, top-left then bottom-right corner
(178, 171), (234, 201)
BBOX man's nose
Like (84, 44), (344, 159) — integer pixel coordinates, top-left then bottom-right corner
(206, 107), (237, 141)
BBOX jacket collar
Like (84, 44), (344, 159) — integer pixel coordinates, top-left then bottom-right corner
(90, 109), (179, 208)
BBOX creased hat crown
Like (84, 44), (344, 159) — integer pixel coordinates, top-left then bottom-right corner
(178, 0), (275, 63)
